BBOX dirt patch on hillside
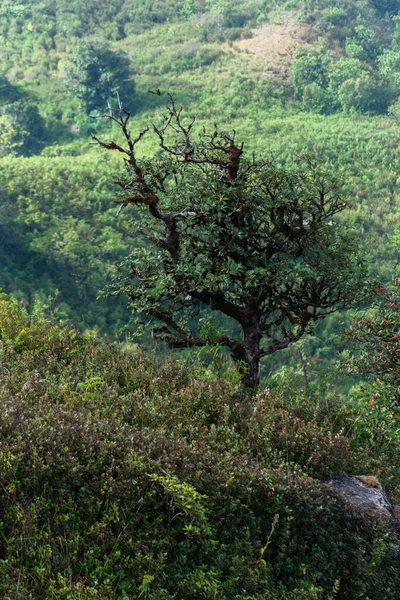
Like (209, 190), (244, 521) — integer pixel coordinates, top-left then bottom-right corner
(233, 15), (314, 75)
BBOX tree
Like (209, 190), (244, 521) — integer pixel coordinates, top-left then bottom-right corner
(338, 73), (393, 115)
(291, 47), (330, 101)
(0, 75), (46, 155)
(0, 111), (25, 155)
(0, 96), (45, 156)
(64, 41), (135, 115)
(343, 281), (400, 404)
(371, 0), (400, 15)
(0, 75), (22, 105)
(94, 96), (364, 387)
(378, 48), (400, 91)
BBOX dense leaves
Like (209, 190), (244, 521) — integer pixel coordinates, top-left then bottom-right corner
(0, 2), (399, 595)
(0, 76), (45, 155)
(0, 298), (398, 599)
(0, 153), (132, 333)
(95, 100), (365, 385)
(343, 280), (400, 404)
(63, 41), (135, 114)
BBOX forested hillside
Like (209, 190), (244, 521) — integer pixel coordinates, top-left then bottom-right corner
(1, 0), (400, 597)
(2, 0), (400, 340)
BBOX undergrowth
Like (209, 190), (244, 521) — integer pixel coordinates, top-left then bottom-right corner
(0, 296), (398, 599)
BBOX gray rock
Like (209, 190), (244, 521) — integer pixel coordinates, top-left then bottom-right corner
(329, 476), (393, 519)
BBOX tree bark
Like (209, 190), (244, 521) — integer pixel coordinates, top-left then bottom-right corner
(240, 355), (260, 388)
(238, 320), (263, 388)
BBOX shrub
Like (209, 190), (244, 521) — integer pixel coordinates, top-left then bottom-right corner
(0, 298), (398, 598)
(169, 42), (224, 70)
(291, 47), (330, 100)
(302, 82), (336, 114)
(338, 73), (393, 114)
(342, 281), (400, 404)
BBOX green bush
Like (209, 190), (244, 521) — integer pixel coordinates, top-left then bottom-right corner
(63, 40), (135, 114)
(291, 47), (330, 101)
(169, 42), (224, 71)
(302, 82), (336, 114)
(0, 77), (45, 155)
(338, 72), (393, 114)
(378, 47), (400, 91)
(321, 7), (348, 28)
(0, 298), (398, 598)
(371, 0), (400, 15)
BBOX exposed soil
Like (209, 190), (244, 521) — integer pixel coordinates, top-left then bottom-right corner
(233, 15), (314, 76)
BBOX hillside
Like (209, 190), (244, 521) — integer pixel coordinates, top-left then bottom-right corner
(0, 297), (399, 598)
(1, 1), (400, 343)
(1, 1), (400, 597)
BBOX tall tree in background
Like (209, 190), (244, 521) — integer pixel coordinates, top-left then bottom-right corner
(64, 41), (135, 115)
(371, 0), (400, 15)
(0, 75), (45, 155)
(94, 96), (364, 387)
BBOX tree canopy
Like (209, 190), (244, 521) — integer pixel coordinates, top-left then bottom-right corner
(94, 96), (365, 386)
(0, 76), (45, 155)
(63, 41), (135, 114)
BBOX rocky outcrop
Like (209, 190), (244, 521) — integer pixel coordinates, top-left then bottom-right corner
(329, 475), (393, 519)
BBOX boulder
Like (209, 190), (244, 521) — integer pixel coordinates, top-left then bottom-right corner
(329, 475), (393, 519)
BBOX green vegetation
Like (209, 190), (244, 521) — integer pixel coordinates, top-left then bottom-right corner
(0, 152), (131, 332)
(1, 0), (400, 595)
(0, 75), (45, 155)
(95, 100), (364, 387)
(0, 297), (399, 599)
(343, 279), (400, 404)
(1, 0), (400, 341)
(63, 41), (135, 115)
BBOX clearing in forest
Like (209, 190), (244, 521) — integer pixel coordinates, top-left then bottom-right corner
(233, 15), (313, 76)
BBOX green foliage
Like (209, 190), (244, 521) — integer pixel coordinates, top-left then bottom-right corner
(371, 0), (400, 15)
(0, 298), (398, 598)
(291, 46), (330, 101)
(292, 46), (394, 115)
(0, 19), (398, 600)
(291, 0), (400, 115)
(378, 47), (400, 90)
(0, 76), (45, 154)
(351, 24), (382, 60)
(338, 72), (393, 114)
(0, 74), (22, 103)
(343, 280), (400, 404)
(0, 153), (133, 334)
(1, 0), (400, 382)
(97, 103), (365, 385)
(301, 82), (335, 114)
(0, 1), (25, 17)
(328, 57), (369, 90)
(0, 0), (271, 46)
(168, 42), (224, 71)
(0, 98), (45, 154)
(0, 110), (25, 154)
(63, 41), (135, 114)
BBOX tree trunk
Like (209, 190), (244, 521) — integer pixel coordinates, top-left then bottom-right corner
(240, 355), (260, 388)
(239, 321), (262, 388)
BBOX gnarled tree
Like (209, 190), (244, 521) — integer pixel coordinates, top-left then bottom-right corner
(94, 95), (364, 387)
